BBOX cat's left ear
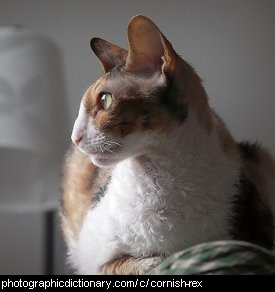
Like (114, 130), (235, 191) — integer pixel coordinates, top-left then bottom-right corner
(125, 15), (177, 75)
(90, 38), (128, 73)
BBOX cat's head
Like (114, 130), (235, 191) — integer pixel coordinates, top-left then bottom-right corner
(71, 15), (196, 167)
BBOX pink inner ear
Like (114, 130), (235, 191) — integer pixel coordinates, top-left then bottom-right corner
(125, 16), (165, 74)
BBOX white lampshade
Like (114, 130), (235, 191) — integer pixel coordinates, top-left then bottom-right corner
(0, 27), (69, 212)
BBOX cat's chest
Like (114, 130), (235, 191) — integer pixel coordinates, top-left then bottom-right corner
(75, 158), (234, 271)
(108, 159), (183, 201)
(98, 160), (196, 254)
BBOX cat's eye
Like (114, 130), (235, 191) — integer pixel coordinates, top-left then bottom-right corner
(100, 93), (113, 110)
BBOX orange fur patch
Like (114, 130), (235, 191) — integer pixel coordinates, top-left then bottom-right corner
(83, 75), (108, 119)
(213, 113), (241, 163)
(61, 146), (111, 241)
(61, 147), (96, 240)
(101, 256), (156, 275)
(177, 63), (213, 133)
(80, 71), (182, 138)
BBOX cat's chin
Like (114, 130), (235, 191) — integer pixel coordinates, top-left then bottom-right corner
(89, 155), (119, 167)
(89, 149), (148, 167)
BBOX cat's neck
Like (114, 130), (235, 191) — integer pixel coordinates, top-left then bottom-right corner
(136, 112), (222, 168)
(129, 111), (239, 200)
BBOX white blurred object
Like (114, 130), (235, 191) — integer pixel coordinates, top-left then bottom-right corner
(0, 26), (69, 213)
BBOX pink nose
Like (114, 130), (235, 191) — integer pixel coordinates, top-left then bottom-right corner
(73, 135), (83, 145)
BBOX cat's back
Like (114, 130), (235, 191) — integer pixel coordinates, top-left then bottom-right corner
(232, 141), (275, 249)
(239, 142), (275, 212)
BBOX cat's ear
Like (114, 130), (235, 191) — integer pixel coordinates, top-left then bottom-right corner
(125, 15), (177, 75)
(90, 38), (128, 73)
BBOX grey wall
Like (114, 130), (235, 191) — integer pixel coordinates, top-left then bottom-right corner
(0, 0), (274, 274)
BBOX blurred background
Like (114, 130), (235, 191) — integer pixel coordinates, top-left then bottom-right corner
(0, 0), (274, 274)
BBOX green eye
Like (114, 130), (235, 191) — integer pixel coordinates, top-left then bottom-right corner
(100, 93), (112, 110)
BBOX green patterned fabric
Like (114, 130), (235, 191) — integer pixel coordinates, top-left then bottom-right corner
(149, 241), (275, 275)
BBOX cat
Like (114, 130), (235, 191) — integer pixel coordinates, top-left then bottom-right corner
(61, 15), (275, 275)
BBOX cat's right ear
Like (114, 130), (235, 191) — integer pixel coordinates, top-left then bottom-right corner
(90, 38), (128, 73)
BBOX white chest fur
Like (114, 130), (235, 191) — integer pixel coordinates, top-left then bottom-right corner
(70, 115), (240, 274)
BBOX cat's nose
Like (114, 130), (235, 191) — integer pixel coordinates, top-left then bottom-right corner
(73, 135), (83, 145)
(72, 136), (83, 146)
(71, 111), (86, 146)
(71, 129), (83, 146)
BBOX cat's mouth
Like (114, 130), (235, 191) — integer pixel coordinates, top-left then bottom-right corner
(88, 145), (121, 167)
(86, 144), (121, 157)
(75, 139), (122, 164)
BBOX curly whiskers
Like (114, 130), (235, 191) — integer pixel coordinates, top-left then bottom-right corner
(85, 138), (122, 159)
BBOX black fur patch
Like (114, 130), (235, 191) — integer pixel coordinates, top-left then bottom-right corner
(238, 142), (260, 162)
(93, 175), (112, 203)
(159, 76), (188, 123)
(105, 66), (188, 124)
(231, 172), (274, 249)
(140, 109), (151, 129)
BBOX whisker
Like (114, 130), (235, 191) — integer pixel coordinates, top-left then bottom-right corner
(104, 143), (119, 160)
(106, 140), (122, 147)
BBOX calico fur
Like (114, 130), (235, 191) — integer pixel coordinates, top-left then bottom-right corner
(61, 15), (275, 275)
(232, 171), (274, 249)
